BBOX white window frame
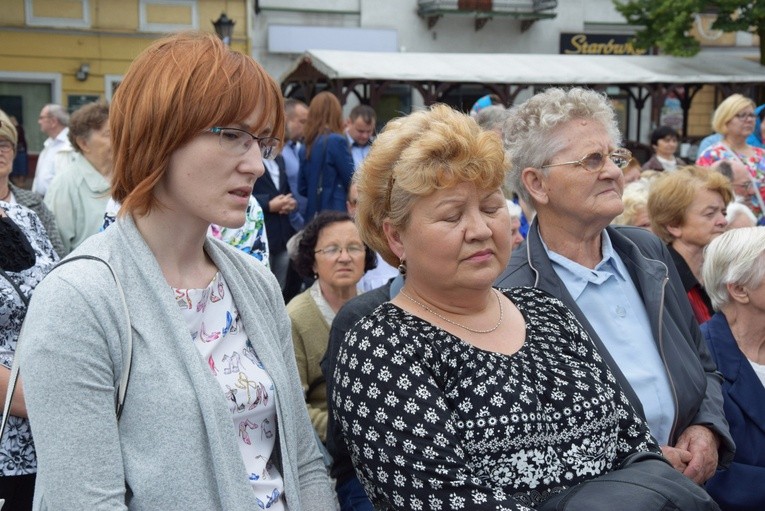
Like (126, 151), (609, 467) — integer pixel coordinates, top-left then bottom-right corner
(104, 75), (123, 102)
(0, 71), (62, 105)
(25, 0), (91, 29)
(139, 0), (198, 33)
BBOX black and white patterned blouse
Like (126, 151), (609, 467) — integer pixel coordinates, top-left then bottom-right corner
(0, 202), (59, 476)
(332, 287), (660, 510)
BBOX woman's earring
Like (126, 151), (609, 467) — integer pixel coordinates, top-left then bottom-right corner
(397, 259), (407, 276)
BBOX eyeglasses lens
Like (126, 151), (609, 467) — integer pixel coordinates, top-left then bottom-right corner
(217, 128), (279, 160)
(610, 152), (630, 169)
(582, 152), (606, 172)
(318, 245), (365, 257)
(260, 139), (279, 160)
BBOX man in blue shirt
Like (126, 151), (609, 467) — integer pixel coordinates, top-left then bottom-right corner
(282, 99), (309, 231)
(345, 105), (375, 169)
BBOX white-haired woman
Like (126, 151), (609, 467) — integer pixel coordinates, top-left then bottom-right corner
(701, 226), (765, 511)
(725, 202), (758, 230)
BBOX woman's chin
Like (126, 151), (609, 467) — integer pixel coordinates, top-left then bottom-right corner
(215, 213), (247, 230)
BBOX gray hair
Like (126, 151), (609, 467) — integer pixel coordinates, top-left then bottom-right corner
(702, 227), (765, 311)
(725, 202), (757, 227)
(503, 87), (621, 205)
(711, 159), (733, 181)
(45, 103), (70, 127)
(475, 105), (510, 133)
(505, 199), (522, 220)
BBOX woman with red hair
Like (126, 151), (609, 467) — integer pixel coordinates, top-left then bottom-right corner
(299, 91), (355, 221)
(18, 32), (334, 510)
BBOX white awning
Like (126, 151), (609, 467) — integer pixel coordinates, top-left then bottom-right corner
(281, 50), (765, 86)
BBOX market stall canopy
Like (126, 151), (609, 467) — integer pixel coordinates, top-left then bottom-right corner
(280, 49), (765, 138)
(281, 49), (765, 88)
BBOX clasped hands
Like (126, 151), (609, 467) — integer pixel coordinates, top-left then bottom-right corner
(269, 194), (297, 215)
(661, 424), (720, 484)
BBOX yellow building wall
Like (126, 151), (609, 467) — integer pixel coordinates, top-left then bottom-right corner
(687, 85), (718, 139)
(0, 0), (249, 155)
(0, 0), (249, 99)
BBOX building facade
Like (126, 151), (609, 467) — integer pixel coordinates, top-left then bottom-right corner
(0, 0), (760, 167)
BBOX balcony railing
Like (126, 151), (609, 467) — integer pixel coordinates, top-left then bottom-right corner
(417, 0), (558, 30)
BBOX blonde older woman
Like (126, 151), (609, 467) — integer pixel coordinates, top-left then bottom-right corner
(696, 94), (765, 221)
(0, 111), (64, 256)
(611, 180), (651, 230)
(332, 104), (667, 510)
(648, 166), (733, 324)
(701, 227), (765, 510)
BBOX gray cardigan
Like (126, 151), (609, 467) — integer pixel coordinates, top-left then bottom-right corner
(18, 215), (336, 510)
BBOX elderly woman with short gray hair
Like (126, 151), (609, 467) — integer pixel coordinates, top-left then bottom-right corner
(700, 226), (765, 510)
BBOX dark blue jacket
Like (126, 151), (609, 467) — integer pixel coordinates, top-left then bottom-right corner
(702, 312), (765, 510)
(252, 155), (295, 254)
(298, 133), (354, 222)
(496, 219), (734, 466)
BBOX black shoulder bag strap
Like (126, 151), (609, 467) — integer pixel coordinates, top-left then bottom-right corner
(315, 135), (330, 211)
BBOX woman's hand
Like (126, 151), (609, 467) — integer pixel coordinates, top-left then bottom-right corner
(674, 424), (720, 484)
(0, 367), (27, 418)
(660, 444), (692, 473)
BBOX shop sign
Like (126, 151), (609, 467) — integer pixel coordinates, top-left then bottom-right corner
(560, 33), (648, 55)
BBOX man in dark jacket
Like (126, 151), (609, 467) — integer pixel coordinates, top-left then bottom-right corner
(496, 87), (733, 485)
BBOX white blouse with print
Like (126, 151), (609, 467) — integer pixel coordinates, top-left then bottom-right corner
(175, 272), (286, 510)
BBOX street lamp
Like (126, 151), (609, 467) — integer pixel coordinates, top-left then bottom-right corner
(212, 13), (235, 46)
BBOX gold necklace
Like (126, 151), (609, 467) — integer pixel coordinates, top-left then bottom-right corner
(399, 288), (503, 334)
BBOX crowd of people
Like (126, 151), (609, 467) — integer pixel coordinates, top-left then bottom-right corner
(1, 29), (764, 511)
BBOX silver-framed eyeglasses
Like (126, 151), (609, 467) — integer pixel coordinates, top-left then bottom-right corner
(734, 112), (757, 120)
(314, 244), (365, 257)
(0, 141), (14, 154)
(541, 148), (632, 173)
(208, 127), (280, 160)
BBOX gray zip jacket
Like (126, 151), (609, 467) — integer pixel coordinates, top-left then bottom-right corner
(18, 215), (336, 510)
(495, 220), (734, 468)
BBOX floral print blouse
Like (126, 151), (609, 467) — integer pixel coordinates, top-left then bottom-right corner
(175, 272), (285, 510)
(0, 202), (59, 476)
(332, 287), (660, 510)
(696, 143), (765, 219)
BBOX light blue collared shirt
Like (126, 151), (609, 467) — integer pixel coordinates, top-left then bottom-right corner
(346, 132), (371, 169)
(543, 231), (675, 445)
(281, 140), (305, 231)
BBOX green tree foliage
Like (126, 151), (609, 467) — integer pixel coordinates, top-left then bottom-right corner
(613, 0), (765, 64)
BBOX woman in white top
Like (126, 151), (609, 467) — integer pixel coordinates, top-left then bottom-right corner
(45, 101), (112, 254)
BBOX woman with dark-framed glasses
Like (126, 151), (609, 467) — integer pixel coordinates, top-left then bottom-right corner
(17, 32), (335, 510)
(286, 210), (375, 443)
